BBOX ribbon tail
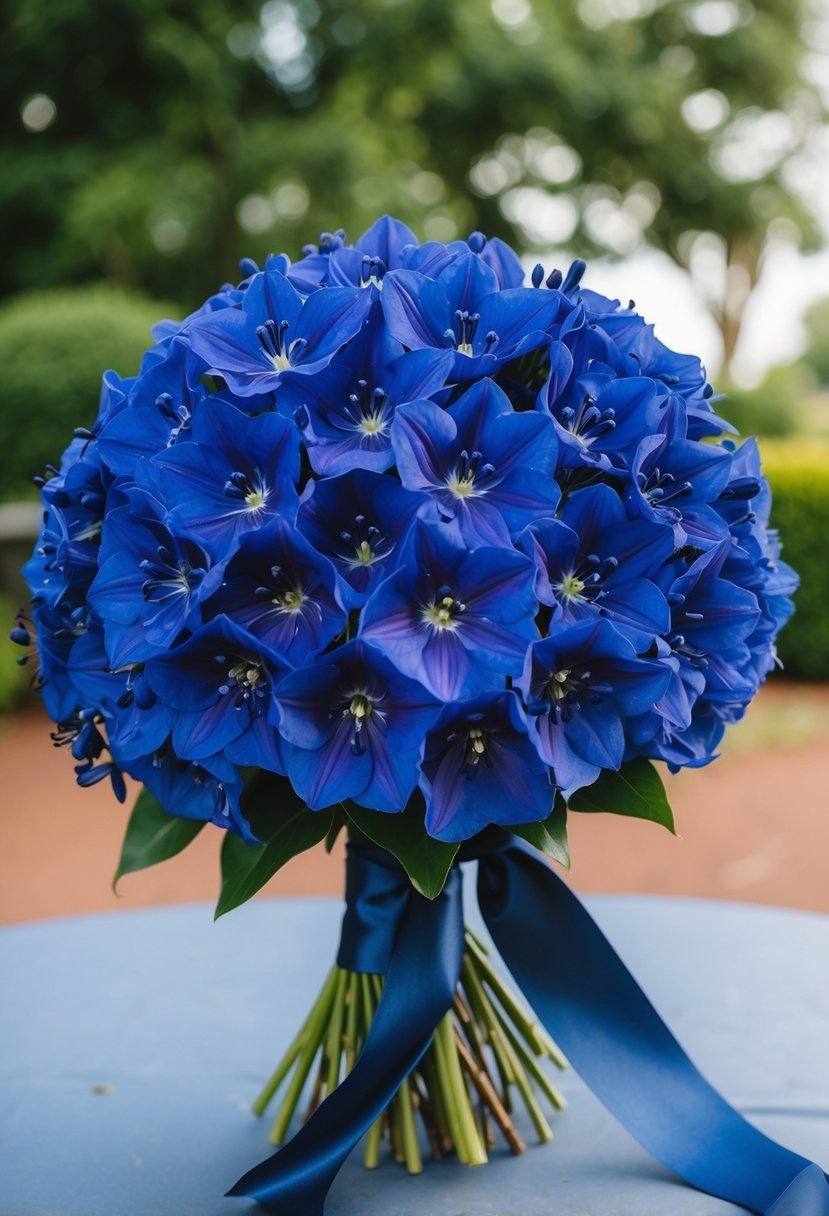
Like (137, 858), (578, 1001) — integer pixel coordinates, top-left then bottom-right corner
(228, 866), (465, 1213)
(478, 841), (829, 1216)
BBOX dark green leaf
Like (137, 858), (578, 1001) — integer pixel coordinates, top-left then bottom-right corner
(113, 786), (205, 890)
(324, 806), (348, 854)
(568, 759), (676, 833)
(513, 795), (570, 868)
(344, 798), (459, 899)
(215, 773), (334, 919)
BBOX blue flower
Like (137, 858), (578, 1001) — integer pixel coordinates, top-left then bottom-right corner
(419, 692), (552, 841)
(144, 616), (287, 770)
(625, 432), (732, 549)
(88, 498), (221, 669)
(125, 742), (252, 840)
(187, 267), (373, 397)
(151, 397), (300, 555)
(520, 483), (673, 650)
(517, 618), (670, 796)
(203, 518), (346, 666)
(360, 521), (538, 700)
(392, 378), (559, 546)
(96, 337), (206, 476)
(278, 302), (453, 476)
(297, 469), (428, 609)
(541, 369), (671, 474)
(382, 252), (562, 379)
(276, 640), (441, 812)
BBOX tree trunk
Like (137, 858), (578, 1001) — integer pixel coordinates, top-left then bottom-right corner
(718, 234), (762, 377)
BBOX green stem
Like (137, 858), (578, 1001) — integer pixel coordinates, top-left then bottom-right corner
(501, 1018), (567, 1112)
(269, 966), (339, 1144)
(324, 967), (348, 1095)
(394, 1075), (423, 1174)
(466, 934), (552, 1061)
(462, 956), (516, 1091)
(466, 932), (567, 1069)
(434, 1013), (488, 1166)
(497, 1024), (554, 1143)
(344, 970), (361, 1073)
(360, 973), (383, 1169)
(419, 1051), (452, 1151)
(253, 964), (337, 1117)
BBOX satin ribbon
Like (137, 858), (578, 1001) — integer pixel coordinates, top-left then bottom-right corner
(229, 834), (829, 1214)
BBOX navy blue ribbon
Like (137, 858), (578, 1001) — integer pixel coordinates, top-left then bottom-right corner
(229, 834), (829, 1214)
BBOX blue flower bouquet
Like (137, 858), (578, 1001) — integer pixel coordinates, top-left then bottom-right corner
(16, 217), (827, 1215)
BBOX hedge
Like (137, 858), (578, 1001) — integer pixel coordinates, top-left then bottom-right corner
(763, 440), (829, 681)
(0, 593), (29, 713)
(0, 284), (177, 501)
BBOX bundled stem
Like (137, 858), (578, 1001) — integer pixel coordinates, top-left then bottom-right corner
(253, 928), (567, 1172)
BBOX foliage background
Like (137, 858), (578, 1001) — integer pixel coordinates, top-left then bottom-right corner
(1, 0), (828, 683)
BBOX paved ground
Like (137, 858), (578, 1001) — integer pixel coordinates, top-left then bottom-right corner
(1, 680), (828, 926)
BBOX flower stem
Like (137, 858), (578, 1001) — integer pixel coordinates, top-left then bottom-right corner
(269, 966), (339, 1145)
(253, 926), (567, 1166)
(253, 963), (338, 1117)
(433, 1013), (488, 1166)
(394, 1075), (423, 1174)
(324, 966), (348, 1095)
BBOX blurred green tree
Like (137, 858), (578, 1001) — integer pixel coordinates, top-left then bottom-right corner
(3, 0), (825, 371)
(801, 297), (829, 386)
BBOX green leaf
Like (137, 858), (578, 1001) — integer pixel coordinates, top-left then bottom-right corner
(513, 795), (570, 868)
(113, 786), (205, 890)
(324, 806), (348, 854)
(344, 798), (459, 899)
(215, 773), (334, 919)
(568, 759), (676, 833)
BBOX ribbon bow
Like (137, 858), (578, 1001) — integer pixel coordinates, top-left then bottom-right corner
(229, 834), (829, 1215)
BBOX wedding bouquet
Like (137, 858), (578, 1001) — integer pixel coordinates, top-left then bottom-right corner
(16, 216), (823, 1216)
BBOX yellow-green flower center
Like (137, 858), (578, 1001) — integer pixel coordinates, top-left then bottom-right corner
(549, 668), (578, 701)
(558, 573), (586, 601)
(423, 594), (465, 630)
(275, 587), (305, 612)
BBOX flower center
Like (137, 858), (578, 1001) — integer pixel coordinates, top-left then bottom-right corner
(558, 574), (586, 602)
(140, 546), (205, 603)
(345, 381), (391, 443)
(256, 317), (307, 373)
(359, 255), (387, 289)
(347, 693), (372, 724)
(558, 394), (617, 448)
(227, 660), (263, 689)
(340, 514), (384, 568)
(342, 690), (378, 756)
(466, 726), (487, 761)
(548, 668), (579, 701)
(224, 468), (269, 512)
(445, 449), (495, 500)
(639, 466), (693, 507)
(552, 553), (617, 607)
(274, 586), (305, 612)
(443, 310), (499, 358)
(217, 656), (269, 717)
(423, 589), (466, 630)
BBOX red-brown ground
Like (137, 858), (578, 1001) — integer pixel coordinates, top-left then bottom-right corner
(1, 681), (828, 926)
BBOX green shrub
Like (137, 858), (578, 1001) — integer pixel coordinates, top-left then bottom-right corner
(0, 284), (177, 501)
(721, 364), (817, 440)
(802, 296), (829, 387)
(0, 593), (29, 712)
(763, 440), (829, 681)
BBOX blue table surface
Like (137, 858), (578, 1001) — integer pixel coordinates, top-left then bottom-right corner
(1, 886), (827, 1216)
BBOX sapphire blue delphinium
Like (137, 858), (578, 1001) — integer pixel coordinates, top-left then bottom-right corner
(16, 215), (797, 844)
